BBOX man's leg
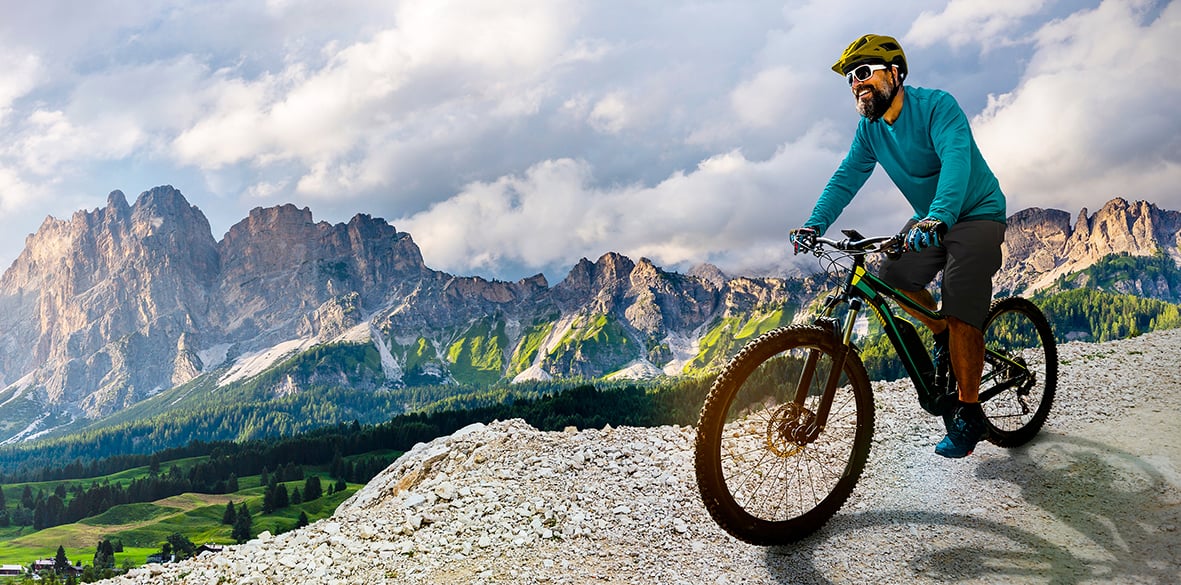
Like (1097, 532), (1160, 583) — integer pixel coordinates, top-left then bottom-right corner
(947, 316), (982, 403)
(898, 290), (989, 458)
(899, 289), (947, 336)
(931, 220), (1005, 458)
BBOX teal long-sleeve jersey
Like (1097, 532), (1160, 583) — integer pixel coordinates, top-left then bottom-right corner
(805, 86), (1006, 234)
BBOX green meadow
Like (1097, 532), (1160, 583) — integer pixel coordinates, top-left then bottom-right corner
(0, 457), (362, 570)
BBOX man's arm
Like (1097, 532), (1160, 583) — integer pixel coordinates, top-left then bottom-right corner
(925, 91), (973, 227)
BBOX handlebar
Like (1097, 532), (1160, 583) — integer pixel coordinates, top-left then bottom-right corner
(798, 228), (905, 257)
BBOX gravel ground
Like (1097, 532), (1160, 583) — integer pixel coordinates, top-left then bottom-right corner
(103, 328), (1181, 585)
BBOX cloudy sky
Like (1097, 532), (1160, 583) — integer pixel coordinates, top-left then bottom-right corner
(0, 0), (1176, 282)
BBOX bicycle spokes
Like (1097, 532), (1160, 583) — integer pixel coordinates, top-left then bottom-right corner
(978, 298), (1056, 446)
(693, 326), (875, 546)
(980, 350), (1034, 402)
(766, 402), (816, 456)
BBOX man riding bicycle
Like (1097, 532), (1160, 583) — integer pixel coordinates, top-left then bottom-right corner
(790, 34), (1007, 458)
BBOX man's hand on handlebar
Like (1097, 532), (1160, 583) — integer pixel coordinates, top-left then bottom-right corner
(905, 218), (947, 252)
(788, 226), (818, 255)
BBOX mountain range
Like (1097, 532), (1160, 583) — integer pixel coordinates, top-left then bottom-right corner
(0, 187), (1178, 444)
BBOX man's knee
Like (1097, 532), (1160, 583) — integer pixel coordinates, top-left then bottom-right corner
(947, 316), (982, 335)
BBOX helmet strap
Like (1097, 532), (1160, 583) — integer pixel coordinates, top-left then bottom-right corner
(886, 67), (904, 101)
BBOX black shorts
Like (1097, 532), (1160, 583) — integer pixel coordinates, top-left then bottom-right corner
(878, 219), (1006, 330)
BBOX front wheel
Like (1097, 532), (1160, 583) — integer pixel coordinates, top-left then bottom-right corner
(980, 297), (1057, 447)
(694, 325), (874, 545)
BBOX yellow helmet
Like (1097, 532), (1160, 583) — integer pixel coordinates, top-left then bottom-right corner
(832, 34), (907, 78)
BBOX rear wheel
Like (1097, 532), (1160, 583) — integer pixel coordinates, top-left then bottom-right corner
(979, 297), (1057, 447)
(694, 325), (874, 545)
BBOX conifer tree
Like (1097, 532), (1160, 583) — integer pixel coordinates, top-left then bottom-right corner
(232, 503), (252, 543)
(303, 476), (322, 502)
(222, 501), (236, 525)
(54, 545), (69, 573)
(167, 533), (196, 560)
(262, 485), (275, 514)
(275, 484), (289, 509)
(94, 539), (115, 569)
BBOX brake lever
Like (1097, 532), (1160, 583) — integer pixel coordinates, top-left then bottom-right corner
(878, 234), (906, 260)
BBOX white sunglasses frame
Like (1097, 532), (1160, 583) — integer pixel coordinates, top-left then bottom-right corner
(846, 63), (888, 85)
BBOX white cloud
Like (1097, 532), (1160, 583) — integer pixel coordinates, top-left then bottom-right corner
(588, 92), (634, 135)
(398, 124), (852, 278)
(730, 67), (796, 129)
(973, 0), (1181, 211)
(9, 109), (144, 177)
(0, 165), (38, 212)
(172, 0), (578, 194)
(0, 52), (41, 124)
(906, 0), (1050, 49)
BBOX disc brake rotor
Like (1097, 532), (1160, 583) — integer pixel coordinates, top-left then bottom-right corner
(765, 402), (815, 457)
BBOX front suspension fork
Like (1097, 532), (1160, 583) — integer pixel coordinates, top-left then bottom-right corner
(790, 299), (862, 442)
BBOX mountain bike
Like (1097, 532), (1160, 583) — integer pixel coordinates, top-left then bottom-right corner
(694, 229), (1057, 545)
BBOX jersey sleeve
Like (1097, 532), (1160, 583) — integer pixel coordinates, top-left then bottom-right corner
(925, 92), (973, 226)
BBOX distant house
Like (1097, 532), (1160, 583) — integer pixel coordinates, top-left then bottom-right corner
(30, 559), (82, 575)
(0, 564), (23, 576)
(145, 553), (168, 564)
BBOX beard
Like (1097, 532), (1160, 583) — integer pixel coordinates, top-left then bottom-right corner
(856, 82), (896, 121)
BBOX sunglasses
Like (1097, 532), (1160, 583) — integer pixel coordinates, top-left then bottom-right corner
(846, 63), (888, 85)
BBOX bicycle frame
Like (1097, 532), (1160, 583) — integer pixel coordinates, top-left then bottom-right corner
(792, 233), (1033, 430)
(808, 248), (942, 399)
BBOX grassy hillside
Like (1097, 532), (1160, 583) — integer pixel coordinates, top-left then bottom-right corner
(0, 457), (361, 569)
(682, 305), (794, 376)
(507, 319), (557, 378)
(446, 317), (510, 386)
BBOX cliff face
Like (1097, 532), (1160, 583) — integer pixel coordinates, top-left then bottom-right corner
(0, 187), (219, 412)
(0, 187), (797, 428)
(213, 204), (431, 346)
(996, 198), (1181, 295)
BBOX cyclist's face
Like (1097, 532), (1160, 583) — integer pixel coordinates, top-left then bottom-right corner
(850, 66), (896, 120)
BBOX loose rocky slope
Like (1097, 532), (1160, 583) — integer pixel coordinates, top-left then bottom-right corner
(102, 327), (1181, 585)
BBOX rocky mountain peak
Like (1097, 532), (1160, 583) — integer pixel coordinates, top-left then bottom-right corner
(106, 189), (131, 214)
(687, 263), (728, 288)
(517, 273), (549, 289)
(593, 252), (636, 288)
(219, 204), (315, 265)
(1063, 198), (1173, 262)
(629, 257), (662, 286)
(554, 253), (631, 302)
(997, 198), (1181, 293)
(0, 186), (221, 410)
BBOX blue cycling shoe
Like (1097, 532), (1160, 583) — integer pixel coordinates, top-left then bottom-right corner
(935, 402), (988, 459)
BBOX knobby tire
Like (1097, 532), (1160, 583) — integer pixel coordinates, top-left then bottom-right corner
(694, 325), (874, 545)
(980, 296), (1057, 447)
